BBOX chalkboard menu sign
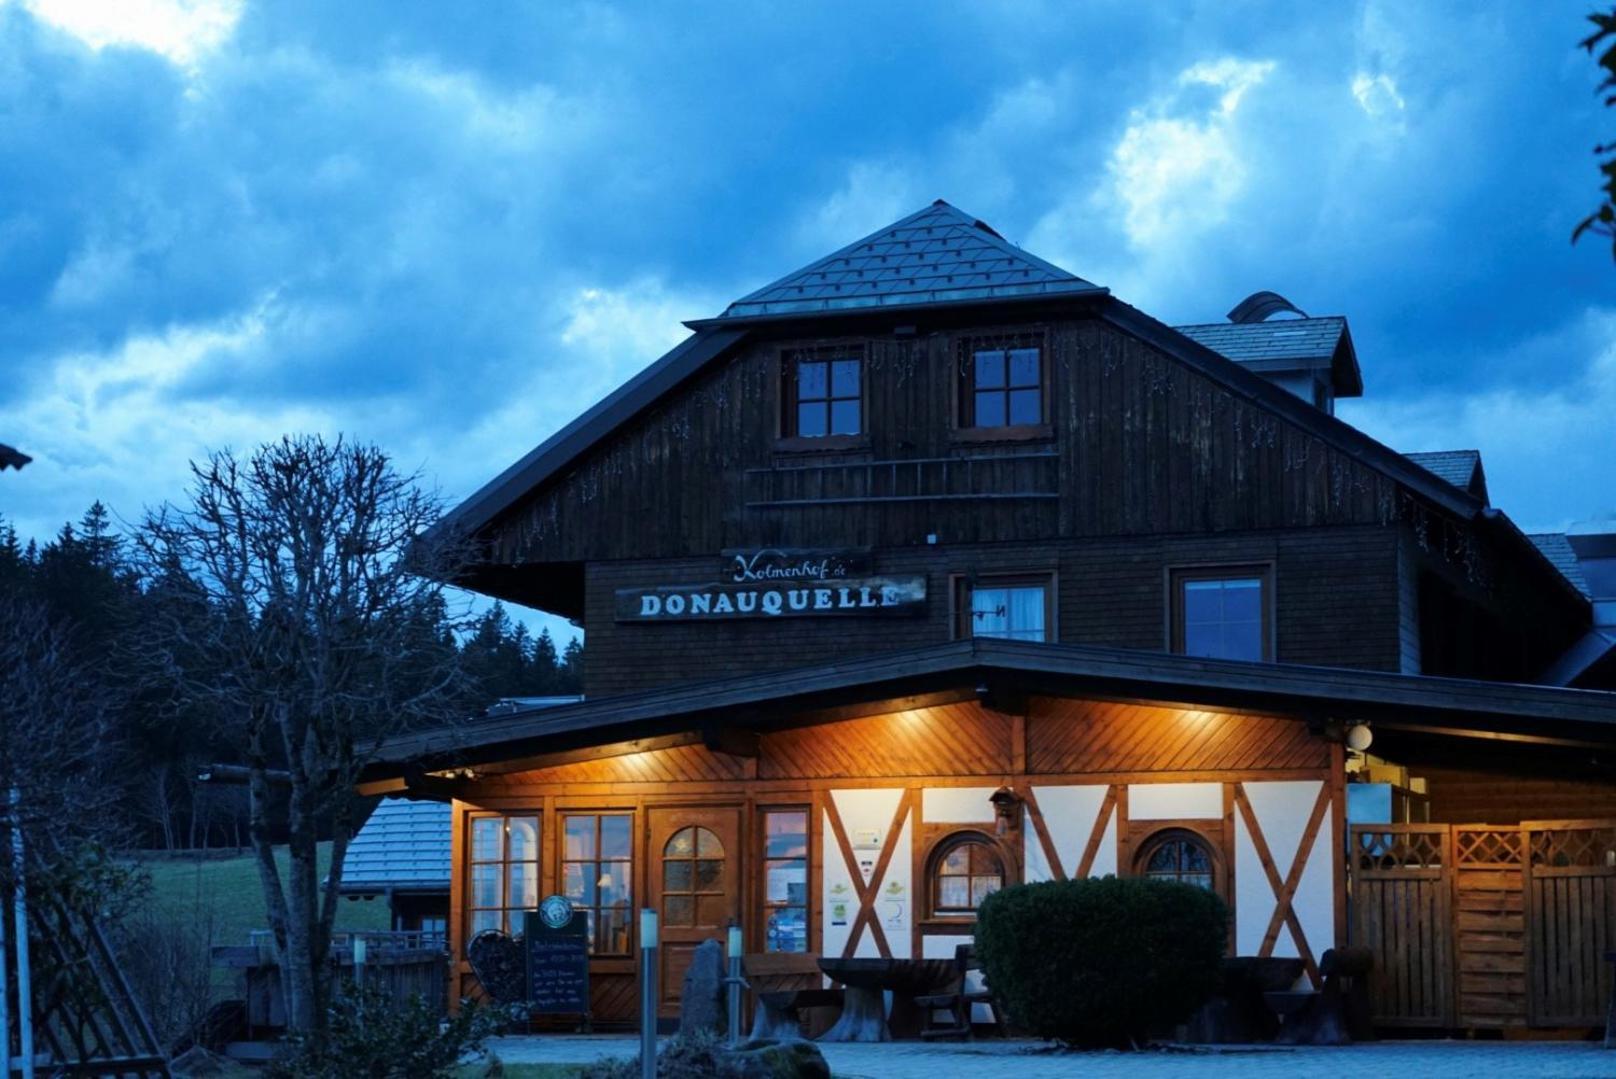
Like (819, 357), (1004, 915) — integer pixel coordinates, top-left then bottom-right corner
(524, 900), (589, 1015)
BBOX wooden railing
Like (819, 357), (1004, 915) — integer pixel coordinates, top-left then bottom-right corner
(744, 451), (1059, 508)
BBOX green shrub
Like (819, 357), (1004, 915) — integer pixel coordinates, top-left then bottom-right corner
(269, 983), (514, 1079)
(974, 875), (1228, 1048)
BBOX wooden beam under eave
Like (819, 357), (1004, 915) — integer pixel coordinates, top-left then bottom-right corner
(469, 732), (709, 776)
(701, 725), (761, 758)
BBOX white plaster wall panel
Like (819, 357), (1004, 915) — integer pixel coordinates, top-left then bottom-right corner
(1241, 781), (1321, 879)
(1287, 805), (1336, 960)
(821, 816), (855, 960)
(1232, 809), (1270, 955)
(1128, 782), (1223, 820)
(922, 787), (999, 824)
(1030, 785), (1111, 876)
(1088, 803), (1117, 878)
(823, 789), (911, 960)
(874, 814), (913, 958)
(1023, 807), (1054, 883)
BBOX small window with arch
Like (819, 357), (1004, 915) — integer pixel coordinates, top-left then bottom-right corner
(929, 833), (1005, 917)
(1136, 829), (1217, 891)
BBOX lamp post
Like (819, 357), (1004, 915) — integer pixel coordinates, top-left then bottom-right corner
(639, 908), (658, 1079)
(726, 923), (744, 1047)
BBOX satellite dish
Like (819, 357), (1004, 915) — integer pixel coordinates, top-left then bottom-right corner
(1227, 291), (1309, 323)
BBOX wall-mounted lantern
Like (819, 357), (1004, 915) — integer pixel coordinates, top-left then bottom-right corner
(990, 786), (1023, 838)
(1346, 723), (1374, 753)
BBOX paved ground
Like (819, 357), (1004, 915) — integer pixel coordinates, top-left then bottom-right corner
(484, 1034), (1616, 1077)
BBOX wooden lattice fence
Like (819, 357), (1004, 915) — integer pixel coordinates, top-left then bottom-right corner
(1349, 820), (1616, 1030)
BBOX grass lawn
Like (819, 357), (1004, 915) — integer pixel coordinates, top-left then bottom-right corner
(136, 841), (391, 948)
(454, 1067), (583, 1078)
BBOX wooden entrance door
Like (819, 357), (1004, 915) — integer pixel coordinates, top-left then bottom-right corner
(647, 807), (742, 1016)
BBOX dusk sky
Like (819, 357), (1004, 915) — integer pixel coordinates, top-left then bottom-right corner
(3, 1), (1612, 641)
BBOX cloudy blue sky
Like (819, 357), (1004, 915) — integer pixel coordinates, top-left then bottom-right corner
(2, 1), (1612, 640)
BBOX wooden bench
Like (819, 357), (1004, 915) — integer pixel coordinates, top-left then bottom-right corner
(915, 943), (1005, 1040)
(742, 953), (843, 1041)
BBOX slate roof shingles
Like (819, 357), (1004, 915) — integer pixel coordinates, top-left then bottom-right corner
(1528, 533), (1592, 597)
(1405, 450), (1482, 490)
(718, 201), (1103, 318)
(1172, 318), (1347, 363)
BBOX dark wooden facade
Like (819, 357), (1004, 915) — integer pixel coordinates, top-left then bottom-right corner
(471, 311), (1585, 695)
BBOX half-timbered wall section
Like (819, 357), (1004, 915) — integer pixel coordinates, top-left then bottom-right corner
(443, 694), (1341, 1023)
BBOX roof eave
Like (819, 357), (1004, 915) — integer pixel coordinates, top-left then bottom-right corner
(684, 286), (1111, 331)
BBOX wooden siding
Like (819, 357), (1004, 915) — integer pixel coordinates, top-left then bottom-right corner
(487, 319), (1406, 565)
(1419, 765), (1616, 825)
(474, 697), (1322, 791)
(583, 526), (1403, 696)
(1028, 699), (1330, 774)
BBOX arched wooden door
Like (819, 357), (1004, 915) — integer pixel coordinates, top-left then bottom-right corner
(647, 807), (741, 1016)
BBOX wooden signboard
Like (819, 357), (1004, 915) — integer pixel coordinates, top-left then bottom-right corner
(615, 575), (926, 622)
(524, 900), (589, 1016)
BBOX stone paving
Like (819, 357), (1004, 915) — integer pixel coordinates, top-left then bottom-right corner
(484, 1034), (1616, 1078)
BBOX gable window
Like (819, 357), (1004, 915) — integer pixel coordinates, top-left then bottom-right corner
(929, 834), (1005, 917)
(1170, 566), (1272, 662)
(783, 350), (861, 438)
(1136, 829), (1216, 891)
(961, 340), (1043, 429)
(467, 813), (540, 938)
(955, 574), (1053, 642)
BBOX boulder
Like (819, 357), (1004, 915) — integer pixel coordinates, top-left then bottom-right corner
(724, 1039), (831, 1079)
(678, 938), (726, 1035)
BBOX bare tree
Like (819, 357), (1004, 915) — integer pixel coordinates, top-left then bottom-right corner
(137, 435), (468, 1036)
(0, 597), (123, 838)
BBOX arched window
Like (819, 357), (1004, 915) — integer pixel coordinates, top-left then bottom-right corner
(1137, 830), (1216, 891)
(930, 834), (1005, 916)
(661, 826), (726, 927)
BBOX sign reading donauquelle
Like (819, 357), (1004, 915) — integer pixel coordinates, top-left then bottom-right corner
(615, 548), (925, 622)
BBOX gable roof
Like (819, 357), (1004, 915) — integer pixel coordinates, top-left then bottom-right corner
(1173, 317), (1363, 396)
(1529, 532), (1591, 596)
(361, 637), (1616, 783)
(429, 202), (1596, 616)
(339, 797), (450, 893)
(1406, 450), (1487, 502)
(715, 200), (1104, 320)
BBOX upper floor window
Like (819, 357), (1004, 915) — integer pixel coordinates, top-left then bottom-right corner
(929, 834), (1005, 917)
(784, 350), (861, 438)
(1170, 567), (1271, 662)
(962, 340), (1043, 429)
(956, 574), (1052, 642)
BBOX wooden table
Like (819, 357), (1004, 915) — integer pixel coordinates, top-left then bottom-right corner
(816, 957), (958, 1042)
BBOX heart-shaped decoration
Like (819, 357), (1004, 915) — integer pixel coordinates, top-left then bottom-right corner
(467, 929), (527, 1004)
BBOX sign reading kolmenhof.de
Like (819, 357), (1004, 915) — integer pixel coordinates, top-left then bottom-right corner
(615, 547), (926, 622)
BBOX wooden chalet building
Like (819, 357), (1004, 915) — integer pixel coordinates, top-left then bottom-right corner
(361, 201), (1616, 1033)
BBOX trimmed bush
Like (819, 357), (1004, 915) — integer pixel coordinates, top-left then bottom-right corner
(975, 875), (1228, 1047)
